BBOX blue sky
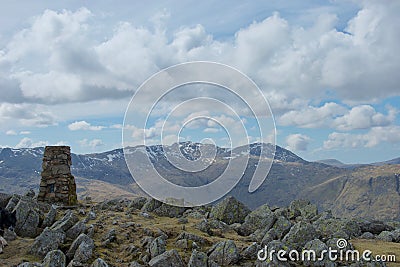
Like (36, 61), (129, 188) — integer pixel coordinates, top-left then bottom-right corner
(0, 1), (399, 164)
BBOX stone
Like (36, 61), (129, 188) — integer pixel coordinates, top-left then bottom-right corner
(303, 239), (336, 266)
(128, 197), (148, 210)
(238, 204), (276, 236)
(207, 240), (240, 266)
(359, 220), (394, 235)
(148, 236), (166, 258)
(37, 146), (77, 205)
(241, 242), (261, 260)
(73, 238), (95, 263)
(282, 221), (319, 250)
(5, 194), (21, 211)
(176, 232), (207, 245)
(376, 231), (393, 242)
(148, 249), (185, 267)
(91, 258), (109, 267)
(42, 250), (66, 267)
(153, 203), (186, 218)
(271, 215), (292, 239)
(188, 250), (208, 267)
(42, 205), (57, 228)
(288, 199), (318, 220)
(29, 227), (66, 258)
(17, 263), (42, 267)
(360, 232), (375, 239)
(66, 233), (94, 260)
(13, 200), (40, 238)
(3, 228), (17, 241)
(50, 210), (79, 232)
(313, 218), (361, 240)
(141, 198), (163, 213)
(0, 193), (12, 209)
(129, 261), (144, 267)
(66, 220), (86, 240)
(210, 196), (251, 225)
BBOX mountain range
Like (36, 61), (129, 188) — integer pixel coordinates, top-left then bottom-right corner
(0, 142), (399, 220)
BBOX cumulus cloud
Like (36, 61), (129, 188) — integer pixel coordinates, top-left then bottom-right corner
(0, 103), (56, 128)
(5, 130), (17, 135)
(286, 134), (311, 151)
(68, 121), (105, 131)
(323, 125), (400, 149)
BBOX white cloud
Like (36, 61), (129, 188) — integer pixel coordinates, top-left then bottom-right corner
(323, 125), (400, 149)
(332, 105), (396, 131)
(5, 130), (17, 135)
(68, 121), (105, 131)
(79, 138), (104, 148)
(15, 137), (47, 148)
(19, 131), (31, 135)
(286, 134), (311, 151)
(0, 103), (56, 128)
(278, 102), (347, 128)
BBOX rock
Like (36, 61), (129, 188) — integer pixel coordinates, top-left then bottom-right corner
(282, 221), (318, 250)
(360, 232), (375, 239)
(241, 242), (261, 260)
(0, 193), (12, 209)
(3, 228), (17, 241)
(73, 239), (95, 263)
(91, 258), (109, 267)
(210, 196), (251, 225)
(313, 218), (361, 240)
(195, 219), (213, 235)
(257, 240), (291, 265)
(376, 231), (393, 242)
(359, 220), (394, 235)
(261, 228), (279, 246)
(148, 249), (185, 267)
(66, 220), (86, 240)
(141, 199), (163, 213)
(86, 210), (96, 222)
(177, 217), (188, 224)
(5, 194), (21, 211)
(50, 210), (78, 232)
(66, 233), (94, 260)
(25, 189), (36, 199)
(188, 249), (208, 267)
(288, 199), (318, 220)
(42, 250), (66, 267)
(13, 200), (40, 237)
(17, 263), (42, 267)
(176, 232), (207, 245)
(30, 227), (66, 258)
(128, 197), (148, 210)
(42, 205), (57, 228)
(208, 240), (239, 266)
(271, 216), (292, 239)
(149, 236), (166, 258)
(303, 239), (336, 267)
(391, 229), (400, 242)
(129, 261), (144, 267)
(101, 228), (117, 245)
(153, 203), (186, 218)
(238, 204), (276, 236)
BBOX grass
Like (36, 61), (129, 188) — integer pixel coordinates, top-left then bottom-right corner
(351, 239), (400, 267)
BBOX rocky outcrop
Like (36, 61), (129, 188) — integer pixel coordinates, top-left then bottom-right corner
(210, 196), (250, 225)
(148, 249), (185, 267)
(13, 200), (40, 238)
(207, 240), (239, 266)
(29, 227), (66, 258)
(42, 250), (66, 267)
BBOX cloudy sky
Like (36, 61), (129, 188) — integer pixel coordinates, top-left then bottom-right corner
(0, 0), (399, 164)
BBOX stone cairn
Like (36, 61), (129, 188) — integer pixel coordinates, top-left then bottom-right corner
(37, 146), (77, 205)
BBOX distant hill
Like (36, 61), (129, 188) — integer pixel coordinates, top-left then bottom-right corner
(0, 143), (399, 220)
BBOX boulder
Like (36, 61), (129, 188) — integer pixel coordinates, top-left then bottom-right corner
(50, 210), (78, 232)
(141, 199), (163, 213)
(5, 194), (21, 211)
(13, 200), (40, 237)
(17, 263), (42, 267)
(207, 240), (239, 266)
(73, 238), (95, 263)
(30, 227), (66, 258)
(148, 249), (185, 267)
(176, 232), (207, 245)
(210, 196), (250, 225)
(129, 261), (144, 267)
(238, 204), (276, 236)
(288, 199), (318, 220)
(42, 205), (57, 228)
(303, 239), (336, 267)
(271, 216), (292, 239)
(91, 258), (109, 267)
(313, 218), (361, 240)
(188, 249), (208, 267)
(359, 220), (394, 235)
(376, 231), (393, 242)
(3, 228), (17, 241)
(148, 236), (166, 258)
(128, 197), (148, 210)
(282, 221), (318, 250)
(153, 203), (186, 218)
(66, 220), (86, 240)
(42, 250), (66, 267)
(241, 242), (261, 260)
(66, 233), (94, 260)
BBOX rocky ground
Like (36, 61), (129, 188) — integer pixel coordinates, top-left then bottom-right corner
(0, 193), (399, 267)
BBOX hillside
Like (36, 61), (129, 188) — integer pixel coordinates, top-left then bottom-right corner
(0, 143), (399, 220)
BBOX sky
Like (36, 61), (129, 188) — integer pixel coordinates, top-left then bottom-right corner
(0, 0), (399, 164)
